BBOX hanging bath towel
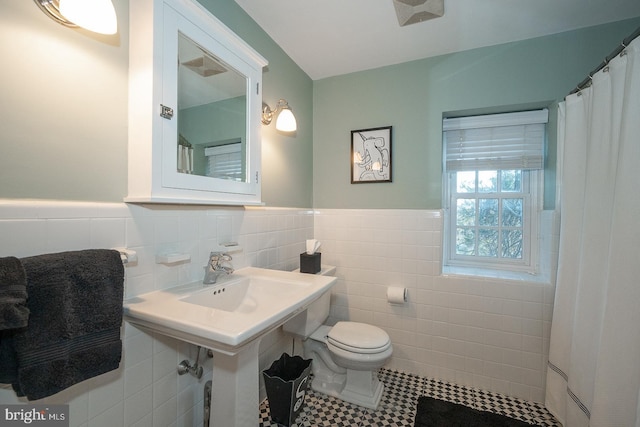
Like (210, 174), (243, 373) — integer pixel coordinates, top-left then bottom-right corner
(0, 256), (29, 385)
(12, 249), (124, 400)
(0, 256), (29, 331)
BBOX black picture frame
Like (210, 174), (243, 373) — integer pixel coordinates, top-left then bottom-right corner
(350, 126), (392, 183)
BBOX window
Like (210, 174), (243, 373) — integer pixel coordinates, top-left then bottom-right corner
(443, 110), (547, 273)
(450, 169), (535, 268)
(205, 142), (243, 181)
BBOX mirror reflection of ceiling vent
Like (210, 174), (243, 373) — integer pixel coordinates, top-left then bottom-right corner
(182, 54), (227, 77)
(393, 0), (444, 27)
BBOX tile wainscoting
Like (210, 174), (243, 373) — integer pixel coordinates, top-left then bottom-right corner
(0, 200), (314, 427)
(0, 201), (558, 426)
(315, 209), (559, 404)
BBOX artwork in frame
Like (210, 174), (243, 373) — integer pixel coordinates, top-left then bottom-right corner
(351, 126), (392, 183)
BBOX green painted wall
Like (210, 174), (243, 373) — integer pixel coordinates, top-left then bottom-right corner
(0, 0), (129, 202)
(200, 0), (314, 208)
(2, 0), (637, 210)
(312, 18), (640, 209)
(180, 97), (246, 176)
(0, 0), (314, 208)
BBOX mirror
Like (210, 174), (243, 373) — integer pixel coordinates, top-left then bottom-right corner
(177, 32), (248, 183)
(127, 0), (267, 205)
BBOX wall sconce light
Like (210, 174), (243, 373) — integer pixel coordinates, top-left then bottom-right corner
(34, 0), (118, 35)
(262, 99), (297, 132)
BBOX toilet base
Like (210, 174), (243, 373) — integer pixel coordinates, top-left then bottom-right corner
(310, 368), (384, 410)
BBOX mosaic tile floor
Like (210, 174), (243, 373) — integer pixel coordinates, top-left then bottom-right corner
(258, 368), (561, 426)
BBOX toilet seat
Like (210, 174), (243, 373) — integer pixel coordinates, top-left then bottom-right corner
(327, 321), (391, 354)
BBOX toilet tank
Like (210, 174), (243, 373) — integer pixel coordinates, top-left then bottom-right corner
(283, 266), (335, 339)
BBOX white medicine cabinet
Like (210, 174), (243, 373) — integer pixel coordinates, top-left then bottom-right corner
(127, 0), (268, 205)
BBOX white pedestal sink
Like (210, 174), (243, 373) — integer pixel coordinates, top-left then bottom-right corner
(123, 267), (336, 427)
(210, 340), (261, 426)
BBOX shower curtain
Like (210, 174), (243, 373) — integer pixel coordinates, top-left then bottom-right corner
(545, 36), (640, 426)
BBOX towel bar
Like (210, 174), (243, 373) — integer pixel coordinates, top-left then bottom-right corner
(115, 248), (137, 265)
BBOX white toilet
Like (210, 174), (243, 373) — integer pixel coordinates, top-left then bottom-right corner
(284, 266), (393, 409)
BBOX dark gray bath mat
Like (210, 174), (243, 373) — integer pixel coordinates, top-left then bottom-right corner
(414, 396), (540, 427)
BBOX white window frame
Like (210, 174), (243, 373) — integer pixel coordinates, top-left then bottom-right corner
(443, 168), (541, 274)
(442, 110), (546, 275)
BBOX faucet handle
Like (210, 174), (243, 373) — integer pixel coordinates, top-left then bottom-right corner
(208, 252), (233, 273)
(203, 252), (234, 284)
(209, 251), (232, 263)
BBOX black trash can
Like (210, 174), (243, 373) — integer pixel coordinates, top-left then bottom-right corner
(262, 353), (312, 426)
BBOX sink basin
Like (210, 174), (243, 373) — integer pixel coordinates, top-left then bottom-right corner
(123, 266), (336, 427)
(123, 266), (336, 354)
(180, 275), (309, 313)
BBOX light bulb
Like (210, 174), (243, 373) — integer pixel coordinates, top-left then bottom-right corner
(59, 0), (118, 35)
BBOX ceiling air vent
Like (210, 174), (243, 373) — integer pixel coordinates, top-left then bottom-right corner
(393, 0), (444, 27)
(182, 54), (227, 77)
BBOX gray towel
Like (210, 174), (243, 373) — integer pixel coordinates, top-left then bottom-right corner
(0, 256), (29, 330)
(11, 249), (124, 400)
(0, 257), (29, 386)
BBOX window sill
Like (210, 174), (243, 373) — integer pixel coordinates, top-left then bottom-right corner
(442, 265), (550, 284)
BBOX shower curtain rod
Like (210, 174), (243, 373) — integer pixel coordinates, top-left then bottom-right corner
(569, 25), (640, 95)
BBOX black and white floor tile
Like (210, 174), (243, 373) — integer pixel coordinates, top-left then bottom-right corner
(258, 368), (561, 426)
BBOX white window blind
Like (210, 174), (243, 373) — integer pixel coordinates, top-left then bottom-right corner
(443, 109), (548, 171)
(205, 143), (243, 181)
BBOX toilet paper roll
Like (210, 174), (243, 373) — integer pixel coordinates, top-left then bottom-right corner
(387, 287), (407, 304)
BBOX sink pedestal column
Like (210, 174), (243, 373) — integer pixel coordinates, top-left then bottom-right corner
(209, 339), (261, 427)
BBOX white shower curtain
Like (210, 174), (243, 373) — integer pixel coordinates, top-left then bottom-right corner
(545, 36), (640, 426)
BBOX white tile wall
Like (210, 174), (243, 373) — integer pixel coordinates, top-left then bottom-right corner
(314, 208), (559, 403)
(0, 201), (559, 426)
(0, 200), (313, 427)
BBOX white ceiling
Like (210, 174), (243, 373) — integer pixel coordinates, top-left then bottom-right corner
(233, 0), (640, 80)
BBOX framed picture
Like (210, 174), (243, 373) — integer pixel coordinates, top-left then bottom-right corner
(351, 126), (392, 183)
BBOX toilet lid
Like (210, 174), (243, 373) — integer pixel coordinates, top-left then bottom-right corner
(327, 321), (391, 354)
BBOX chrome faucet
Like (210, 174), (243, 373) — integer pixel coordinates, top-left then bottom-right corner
(203, 252), (234, 284)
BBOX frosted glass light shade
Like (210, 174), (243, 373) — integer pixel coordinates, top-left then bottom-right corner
(59, 0), (118, 34)
(262, 99), (298, 131)
(275, 107), (297, 132)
